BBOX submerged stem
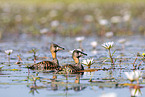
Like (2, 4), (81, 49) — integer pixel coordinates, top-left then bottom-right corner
(8, 55), (10, 65)
(108, 49), (114, 66)
(133, 56), (137, 69)
(34, 54), (36, 63)
(79, 41), (83, 50)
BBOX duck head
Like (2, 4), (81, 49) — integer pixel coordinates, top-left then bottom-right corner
(72, 50), (87, 64)
(50, 43), (65, 59)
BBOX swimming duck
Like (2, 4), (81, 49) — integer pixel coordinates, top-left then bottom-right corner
(57, 50), (87, 74)
(29, 43), (64, 70)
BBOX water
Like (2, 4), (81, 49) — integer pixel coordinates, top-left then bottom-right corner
(0, 35), (145, 97)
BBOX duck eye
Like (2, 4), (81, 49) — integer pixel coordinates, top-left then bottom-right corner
(56, 47), (59, 50)
(79, 52), (82, 56)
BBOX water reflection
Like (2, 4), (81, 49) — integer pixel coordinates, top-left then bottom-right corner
(129, 85), (143, 97)
(26, 73), (87, 96)
(44, 74), (86, 93)
(91, 50), (98, 55)
(51, 79), (58, 91)
(29, 86), (39, 95)
(51, 75), (58, 91)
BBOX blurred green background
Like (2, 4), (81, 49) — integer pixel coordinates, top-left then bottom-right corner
(0, 0), (145, 40)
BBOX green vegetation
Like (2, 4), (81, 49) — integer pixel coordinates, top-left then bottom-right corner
(1, 0), (145, 5)
(0, 0), (145, 39)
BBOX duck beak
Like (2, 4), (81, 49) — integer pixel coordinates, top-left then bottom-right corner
(57, 46), (65, 51)
(80, 51), (87, 56)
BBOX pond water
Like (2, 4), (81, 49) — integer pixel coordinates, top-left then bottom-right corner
(0, 35), (145, 97)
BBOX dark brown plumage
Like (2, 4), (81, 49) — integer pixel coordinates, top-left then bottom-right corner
(57, 50), (87, 74)
(29, 61), (60, 70)
(29, 43), (64, 70)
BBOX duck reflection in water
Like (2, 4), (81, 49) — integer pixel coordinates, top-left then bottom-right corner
(48, 74), (86, 92)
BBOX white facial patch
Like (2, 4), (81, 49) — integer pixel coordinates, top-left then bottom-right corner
(79, 52), (82, 56)
(56, 47), (59, 50)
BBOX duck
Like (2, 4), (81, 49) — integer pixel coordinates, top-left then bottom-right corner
(57, 50), (87, 74)
(29, 43), (65, 70)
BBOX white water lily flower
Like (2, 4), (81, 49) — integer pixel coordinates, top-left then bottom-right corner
(40, 28), (49, 34)
(50, 20), (59, 27)
(100, 92), (117, 97)
(90, 41), (97, 48)
(75, 36), (85, 42)
(105, 32), (114, 38)
(111, 16), (122, 23)
(84, 15), (93, 22)
(123, 13), (130, 22)
(102, 42), (114, 49)
(130, 88), (142, 96)
(124, 70), (142, 82)
(82, 58), (94, 67)
(5, 50), (13, 55)
(118, 38), (126, 44)
(49, 10), (58, 18)
(99, 19), (108, 25)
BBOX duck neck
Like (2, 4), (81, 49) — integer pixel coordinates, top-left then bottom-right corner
(51, 51), (59, 65)
(73, 56), (83, 69)
(51, 51), (57, 59)
(73, 56), (79, 64)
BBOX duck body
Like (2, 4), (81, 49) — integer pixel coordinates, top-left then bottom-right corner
(57, 50), (87, 74)
(29, 60), (60, 70)
(29, 44), (64, 70)
(58, 64), (84, 74)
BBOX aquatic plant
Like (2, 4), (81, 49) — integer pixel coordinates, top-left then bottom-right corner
(28, 75), (44, 95)
(16, 54), (23, 64)
(5, 49), (13, 64)
(122, 12), (131, 22)
(102, 42), (114, 49)
(82, 58), (94, 69)
(5, 50), (13, 56)
(75, 36), (85, 49)
(90, 41), (97, 50)
(105, 32), (114, 38)
(0, 66), (4, 70)
(98, 19), (108, 26)
(118, 38), (126, 49)
(51, 20), (59, 27)
(130, 85), (142, 97)
(75, 36), (85, 42)
(141, 53), (145, 65)
(29, 48), (39, 63)
(110, 16), (122, 24)
(40, 28), (49, 34)
(0, 0), (144, 38)
(124, 70), (142, 83)
(130, 88), (142, 96)
(102, 42), (115, 66)
(118, 38), (126, 44)
(30, 75), (40, 86)
(142, 53), (145, 58)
